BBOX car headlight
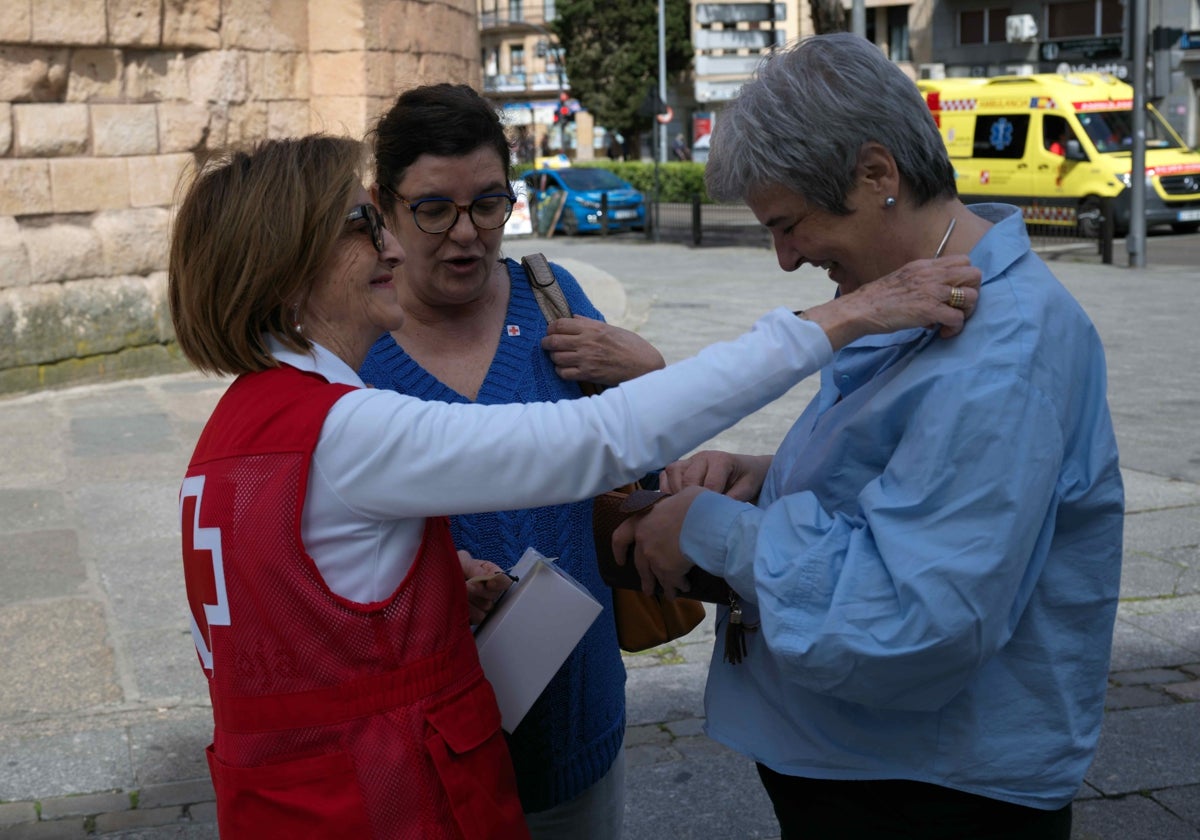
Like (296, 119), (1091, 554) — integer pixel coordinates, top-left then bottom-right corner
(1117, 173), (1132, 188)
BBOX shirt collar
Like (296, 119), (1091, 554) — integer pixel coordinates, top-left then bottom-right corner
(265, 334), (365, 387)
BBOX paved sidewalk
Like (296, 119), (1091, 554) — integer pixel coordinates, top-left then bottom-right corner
(0, 236), (1197, 838)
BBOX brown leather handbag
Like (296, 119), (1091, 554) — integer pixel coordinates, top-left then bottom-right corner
(523, 254), (707, 653)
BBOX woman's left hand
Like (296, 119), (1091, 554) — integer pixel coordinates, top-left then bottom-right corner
(542, 315), (665, 385)
(459, 551), (513, 624)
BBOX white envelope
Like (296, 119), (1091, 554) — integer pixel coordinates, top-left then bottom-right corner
(474, 548), (603, 732)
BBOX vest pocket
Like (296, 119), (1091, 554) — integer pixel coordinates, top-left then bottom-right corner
(423, 677), (529, 840)
(206, 744), (372, 839)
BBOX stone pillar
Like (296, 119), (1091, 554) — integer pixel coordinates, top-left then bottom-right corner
(0, 0), (481, 394)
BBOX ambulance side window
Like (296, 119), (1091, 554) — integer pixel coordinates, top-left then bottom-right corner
(971, 114), (1030, 159)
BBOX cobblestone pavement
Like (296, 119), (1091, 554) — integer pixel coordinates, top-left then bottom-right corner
(1, 236), (1197, 838)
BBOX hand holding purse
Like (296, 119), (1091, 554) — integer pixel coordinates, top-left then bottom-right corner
(591, 488), (756, 663)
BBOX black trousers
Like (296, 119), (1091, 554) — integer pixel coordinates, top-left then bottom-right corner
(756, 764), (1072, 840)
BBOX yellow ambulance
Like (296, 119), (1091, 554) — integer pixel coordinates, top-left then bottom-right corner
(917, 73), (1200, 236)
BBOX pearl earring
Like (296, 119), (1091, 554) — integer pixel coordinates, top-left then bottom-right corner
(884, 196), (897, 208)
(292, 304), (303, 333)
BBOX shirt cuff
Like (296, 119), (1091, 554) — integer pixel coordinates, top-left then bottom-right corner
(680, 490), (757, 578)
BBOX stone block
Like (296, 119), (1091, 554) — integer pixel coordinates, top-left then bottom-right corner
(13, 103), (89, 157)
(31, 0), (106, 45)
(187, 50), (248, 104)
(0, 159), (53, 217)
(92, 103), (159, 156)
(267, 100), (312, 139)
(128, 153), (192, 209)
(309, 96), (369, 140)
(50, 158), (130, 212)
(0, 275), (168, 367)
(310, 51), (368, 97)
(23, 220), (102, 285)
(107, 0), (162, 46)
(225, 102), (269, 145)
(93, 208), (170, 277)
(309, 0), (366, 51)
(0, 47), (70, 102)
(0, 599), (122, 719)
(0, 104), (11, 156)
(125, 50), (191, 101)
(224, 0), (307, 50)
(247, 51), (308, 100)
(396, 0), (475, 54)
(38, 790), (131, 820)
(162, 0), (220, 49)
(66, 49), (124, 102)
(0, 0), (31, 42)
(157, 103), (209, 153)
(0, 218), (31, 289)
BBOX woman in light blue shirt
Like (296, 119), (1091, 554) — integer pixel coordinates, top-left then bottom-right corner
(620, 34), (1123, 840)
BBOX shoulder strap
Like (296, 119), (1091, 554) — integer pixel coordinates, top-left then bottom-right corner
(522, 253), (573, 324)
(521, 253), (602, 398)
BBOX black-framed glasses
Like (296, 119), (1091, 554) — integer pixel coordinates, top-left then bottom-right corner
(345, 204), (387, 253)
(379, 184), (515, 234)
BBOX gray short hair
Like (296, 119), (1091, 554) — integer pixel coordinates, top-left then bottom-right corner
(705, 33), (956, 214)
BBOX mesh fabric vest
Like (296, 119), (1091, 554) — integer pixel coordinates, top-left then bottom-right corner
(181, 364), (527, 840)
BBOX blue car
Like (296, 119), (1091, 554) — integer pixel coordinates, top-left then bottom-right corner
(523, 167), (645, 235)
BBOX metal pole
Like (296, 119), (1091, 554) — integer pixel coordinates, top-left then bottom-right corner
(852, 0), (867, 38)
(1128, 0), (1147, 267)
(658, 0), (668, 163)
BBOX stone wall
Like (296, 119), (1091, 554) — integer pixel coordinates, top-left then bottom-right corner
(0, 0), (480, 394)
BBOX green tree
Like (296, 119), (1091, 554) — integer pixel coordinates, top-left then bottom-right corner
(553, 0), (692, 146)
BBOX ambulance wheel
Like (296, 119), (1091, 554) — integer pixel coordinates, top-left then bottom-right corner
(1076, 197), (1103, 239)
(1171, 222), (1200, 234)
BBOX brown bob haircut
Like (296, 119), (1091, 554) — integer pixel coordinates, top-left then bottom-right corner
(168, 134), (366, 376)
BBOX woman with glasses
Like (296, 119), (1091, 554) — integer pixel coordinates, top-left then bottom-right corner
(170, 133), (977, 838)
(361, 83), (669, 839)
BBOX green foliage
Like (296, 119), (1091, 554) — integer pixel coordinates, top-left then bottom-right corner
(554, 0), (692, 141)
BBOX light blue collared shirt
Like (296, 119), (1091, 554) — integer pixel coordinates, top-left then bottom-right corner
(683, 204), (1124, 810)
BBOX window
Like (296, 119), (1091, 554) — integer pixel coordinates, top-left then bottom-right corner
(510, 45), (525, 74)
(508, 0), (523, 23)
(888, 6), (911, 61)
(1045, 0), (1123, 38)
(972, 114), (1030, 159)
(958, 7), (1011, 45)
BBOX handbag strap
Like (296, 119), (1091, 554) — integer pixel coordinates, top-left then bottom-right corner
(522, 253), (572, 324)
(522, 253), (601, 398)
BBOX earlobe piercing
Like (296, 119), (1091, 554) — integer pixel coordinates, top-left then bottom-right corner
(884, 196), (897, 208)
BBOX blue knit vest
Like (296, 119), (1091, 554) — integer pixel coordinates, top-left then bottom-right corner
(358, 257), (626, 813)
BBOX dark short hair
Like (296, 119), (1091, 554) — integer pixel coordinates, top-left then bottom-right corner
(369, 83), (511, 217)
(168, 135), (365, 375)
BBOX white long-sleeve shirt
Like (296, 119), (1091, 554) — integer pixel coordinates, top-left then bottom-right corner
(266, 309), (832, 602)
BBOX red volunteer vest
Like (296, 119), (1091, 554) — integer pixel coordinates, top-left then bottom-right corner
(180, 364), (527, 840)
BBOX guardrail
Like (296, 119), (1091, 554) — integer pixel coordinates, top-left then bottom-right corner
(646, 195), (1116, 263)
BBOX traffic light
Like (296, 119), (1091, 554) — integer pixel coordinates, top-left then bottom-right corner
(554, 91), (573, 125)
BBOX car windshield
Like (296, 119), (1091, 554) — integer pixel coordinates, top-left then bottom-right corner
(1078, 109), (1183, 153)
(557, 169), (630, 191)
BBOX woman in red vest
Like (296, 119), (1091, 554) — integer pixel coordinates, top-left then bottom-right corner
(168, 134), (978, 839)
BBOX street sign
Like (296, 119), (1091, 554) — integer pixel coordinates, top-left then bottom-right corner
(1039, 35), (1123, 61)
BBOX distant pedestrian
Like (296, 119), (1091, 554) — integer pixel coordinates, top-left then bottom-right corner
(607, 134), (624, 161)
(671, 133), (691, 161)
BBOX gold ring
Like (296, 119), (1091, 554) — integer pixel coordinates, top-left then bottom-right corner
(948, 287), (967, 310)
